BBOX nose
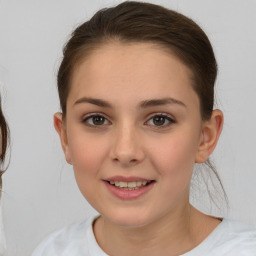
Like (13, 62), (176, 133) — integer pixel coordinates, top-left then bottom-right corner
(109, 124), (145, 167)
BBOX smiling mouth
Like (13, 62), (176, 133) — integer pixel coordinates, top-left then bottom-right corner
(106, 180), (154, 190)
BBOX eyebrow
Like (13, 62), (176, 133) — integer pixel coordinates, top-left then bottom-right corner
(73, 97), (111, 108)
(73, 97), (186, 108)
(140, 97), (186, 108)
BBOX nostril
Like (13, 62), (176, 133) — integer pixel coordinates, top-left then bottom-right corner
(113, 157), (137, 163)
(110, 142), (145, 165)
(113, 158), (119, 163)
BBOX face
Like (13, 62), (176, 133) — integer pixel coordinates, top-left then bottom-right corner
(55, 42), (220, 228)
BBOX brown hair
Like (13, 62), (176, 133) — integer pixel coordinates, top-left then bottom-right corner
(57, 1), (227, 206)
(58, 1), (216, 120)
(0, 96), (9, 195)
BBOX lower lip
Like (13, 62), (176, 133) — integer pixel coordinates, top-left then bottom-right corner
(104, 181), (155, 200)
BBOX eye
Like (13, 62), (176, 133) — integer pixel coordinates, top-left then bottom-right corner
(82, 114), (110, 127)
(146, 114), (175, 127)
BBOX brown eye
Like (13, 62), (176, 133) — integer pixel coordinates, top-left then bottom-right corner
(92, 116), (105, 125)
(146, 114), (175, 127)
(153, 116), (166, 126)
(83, 114), (110, 126)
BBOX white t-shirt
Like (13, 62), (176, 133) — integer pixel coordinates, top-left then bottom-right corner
(32, 216), (256, 256)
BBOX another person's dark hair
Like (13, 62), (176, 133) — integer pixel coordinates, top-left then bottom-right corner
(0, 96), (9, 195)
(57, 1), (227, 206)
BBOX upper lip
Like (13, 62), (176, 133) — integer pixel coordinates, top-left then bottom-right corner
(104, 176), (153, 182)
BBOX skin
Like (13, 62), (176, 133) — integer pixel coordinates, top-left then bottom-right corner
(54, 42), (223, 255)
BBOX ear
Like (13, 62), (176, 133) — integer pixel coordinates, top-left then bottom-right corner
(53, 112), (72, 164)
(195, 109), (223, 163)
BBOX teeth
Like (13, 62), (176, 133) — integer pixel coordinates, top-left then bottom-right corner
(119, 181), (126, 188)
(128, 182), (136, 188)
(109, 180), (150, 189)
(136, 181), (142, 187)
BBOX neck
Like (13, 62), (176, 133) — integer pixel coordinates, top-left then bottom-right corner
(94, 204), (216, 256)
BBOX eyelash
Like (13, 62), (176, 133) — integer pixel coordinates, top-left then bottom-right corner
(81, 113), (175, 128)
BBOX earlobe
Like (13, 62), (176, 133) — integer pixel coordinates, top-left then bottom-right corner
(195, 110), (223, 163)
(53, 112), (72, 164)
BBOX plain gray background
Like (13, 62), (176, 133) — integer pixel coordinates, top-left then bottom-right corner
(1, 0), (256, 255)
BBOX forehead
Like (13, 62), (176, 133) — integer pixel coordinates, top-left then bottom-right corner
(69, 42), (199, 107)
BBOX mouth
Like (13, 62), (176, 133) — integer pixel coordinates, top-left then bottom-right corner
(106, 180), (154, 190)
(103, 176), (156, 199)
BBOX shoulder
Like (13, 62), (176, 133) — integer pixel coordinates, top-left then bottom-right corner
(205, 218), (256, 255)
(32, 215), (103, 256)
(221, 219), (256, 246)
(220, 218), (256, 239)
(184, 218), (256, 256)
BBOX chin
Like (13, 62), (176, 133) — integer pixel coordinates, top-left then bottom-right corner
(103, 209), (156, 229)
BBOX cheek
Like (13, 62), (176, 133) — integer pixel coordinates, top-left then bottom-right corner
(149, 136), (198, 207)
(148, 131), (200, 183)
(67, 132), (109, 190)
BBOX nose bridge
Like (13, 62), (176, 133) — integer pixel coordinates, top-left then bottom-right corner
(111, 121), (144, 165)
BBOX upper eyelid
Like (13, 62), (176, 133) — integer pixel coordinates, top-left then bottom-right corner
(146, 112), (175, 121)
(82, 112), (110, 121)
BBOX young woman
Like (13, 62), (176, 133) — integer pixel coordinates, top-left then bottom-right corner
(32, 2), (256, 255)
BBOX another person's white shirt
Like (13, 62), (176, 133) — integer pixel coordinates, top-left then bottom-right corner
(0, 201), (6, 256)
(32, 216), (256, 256)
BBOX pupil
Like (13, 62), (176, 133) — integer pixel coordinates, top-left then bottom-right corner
(153, 116), (165, 126)
(93, 116), (105, 125)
